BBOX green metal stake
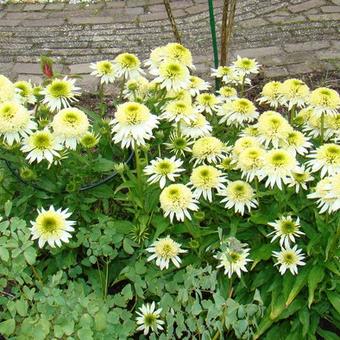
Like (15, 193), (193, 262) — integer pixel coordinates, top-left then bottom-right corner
(208, 0), (220, 90)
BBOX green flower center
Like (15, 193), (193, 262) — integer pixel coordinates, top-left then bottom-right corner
(281, 221), (297, 234)
(144, 313), (157, 326)
(157, 161), (172, 174)
(229, 251), (241, 263)
(41, 216), (58, 233)
(173, 137), (187, 149)
(50, 82), (69, 98)
(1, 105), (15, 119)
(32, 133), (52, 149)
(283, 253), (296, 265)
(64, 112), (79, 124)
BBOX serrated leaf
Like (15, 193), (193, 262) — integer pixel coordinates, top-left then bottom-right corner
(15, 298), (28, 317)
(0, 247), (9, 262)
(0, 319), (15, 336)
(95, 311), (107, 331)
(24, 247), (37, 265)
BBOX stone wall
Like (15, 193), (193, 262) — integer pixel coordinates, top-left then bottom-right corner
(0, 0), (339, 90)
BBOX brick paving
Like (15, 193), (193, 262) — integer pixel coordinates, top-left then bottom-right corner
(0, 0), (339, 90)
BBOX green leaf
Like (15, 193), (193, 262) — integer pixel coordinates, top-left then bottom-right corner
(123, 238), (134, 254)
(298, 306), (309, 337)
(15, 298), (28, 317)
(326, 291), (340, 314)
(0, 247), (9, 262)
(317, 329), (339, 340)
(0, 319), (15, 336)
(24, 247), (37, 265)
(285, 267), (310, 306)
(4, 200), (12, 217)
(95, 311), (107, 331)
(308, 264), (325, 308)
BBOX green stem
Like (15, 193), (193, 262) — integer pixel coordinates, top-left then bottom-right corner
(104, 260), (109, 299)
(240, 74), (246, 97)
(320, 112), (325, 143)
(30, 265), (43, 285)
(290, 104), (296, 125)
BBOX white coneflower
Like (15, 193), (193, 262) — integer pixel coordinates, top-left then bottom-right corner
(279, 78), (309, 110)
(195, 92), (220, 115)
(237, 146), (266, 182)
(154, 60), (190, 91)
(30, 206), (75, 248)
(219, 180), (258, 215)
(307, 176), (338, 214)
(267, 216), (304, 248)
(218, 98), (258, 126)
(146, 235), (187, 270)
(144, 46), (167, 75)
(160, 184), (199, 222)
(324, 173), (340, 213)
(123, 77), (149, 101)
(215, 238), (252, 278)
(189, 165), (227, 201)
(273, 245), (306, 275)
(257, 81), (282, 108)
(165, 131), (193, 157)
(308, 87), (339, 117)
(256, 111), (293, 148)
(281, 130), (313, 156)
(211, 65), (242, 85)
(164, 42), (194, 69)
(261, 149), (298, 190)
(191, 136), (227, 166)
(111, 102), (159, 149)
(287, 166), (314, 193)
(52, 107), (90, 150)
(0, 101), (36, 145)
(41, 77), (80, 112)
(14, 80), (36, 105)
(180, 112), (212, 139)
(136, 302), (164, 336)
(306, 143), (340, 178)
(0, 75), (19, 103)
(21, 129), (63, 164)
(114, 53), (144, 79)
(232, 136), (260, 158)
(90, 60), (117, 84)
(144, 156), (185, 189)
(188, 76), (210, 97)
(233, 56), (260, 76)
(218, 86), (238, 102)
(160, 100), (196, 124)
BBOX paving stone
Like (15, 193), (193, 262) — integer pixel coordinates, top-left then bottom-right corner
(23, 4), (45, 11)
(0, 19), (21, 27)
(69, 63), (91, 74)
(263, 66), (289, 77)
(308, 13), (340, 21)
(68, 16), (114, 25)
(16, 74), (43, 84)
(286, 62), (315, 74)
(284, 41), (330, 53)
(21, 18), (66, 27)
(266, 15), (306, 24)
(139, 11), (169, 21)
(288, 0), (325, 13)
(13, 63), (41, 74)
(233, 46), (282, 58)
(239, 18), (269, 28)
(6, 12), (49, 20)
(5, 4), (25, 12)
(321, 6), (340, 13)
(44, 3), (66, 11)
(0, 63), (13, 74)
